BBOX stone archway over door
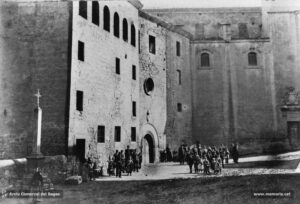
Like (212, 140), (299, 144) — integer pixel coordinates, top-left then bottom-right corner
(143, 134), (155, 163)
(140, 123), (160, 164)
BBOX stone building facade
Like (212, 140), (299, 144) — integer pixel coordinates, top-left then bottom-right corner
(1, 0), (300, 160)
(148, 0), (300, 153)
(68, 0), (141, 163)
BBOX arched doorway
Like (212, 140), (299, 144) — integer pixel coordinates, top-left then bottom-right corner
(143, 134), (155, 163)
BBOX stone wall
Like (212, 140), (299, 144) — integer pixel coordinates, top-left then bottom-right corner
(268, 11), (300, 137)
(0, 1), (71, 158)
(190, 40), (276, 148)
(147, 7), (263, 40)
(68, 1), (140, 162)
(165, 31), (193, 149)
(139, 15), (167, 162)
(147, 5), (300, 154)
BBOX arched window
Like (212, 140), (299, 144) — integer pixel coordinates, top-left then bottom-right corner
(92, 1), (99, 26)
(79, 1), (87, 19)
(131, 24), (136, 47)
(248, 52), (257, 66)
(103, 6), (110, 32)
(123, 19), (128, 42)
(114, 12), (120, 38)
(201, 53), (210, 67)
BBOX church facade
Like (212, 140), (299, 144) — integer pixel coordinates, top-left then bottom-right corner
(148, 0), (300, 154)
(0, 0), (300, 160)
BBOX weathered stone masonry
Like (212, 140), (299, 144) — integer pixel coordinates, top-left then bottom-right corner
(0, 1), (72, 158)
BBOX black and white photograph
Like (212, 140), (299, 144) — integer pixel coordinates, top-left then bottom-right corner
(0, 0), (300, 203)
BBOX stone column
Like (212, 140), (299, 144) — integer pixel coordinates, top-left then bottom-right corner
(27, 90), (44, 171)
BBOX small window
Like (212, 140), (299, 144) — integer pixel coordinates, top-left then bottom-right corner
(138, 31), (141, 53)
(132, 65), (136, 80)
(123, 19), (128, 42)
(177, 103), (182, 112)
(131, 24), (136, 47)
(103, 6), (110, 32)
(131, 127), (136, 142)
(149, 35), (156, 54)
(177, 70), (181, 85)
(79, 1), (87, 19)
(201, 53), (210, 67)
(114, 12), (120, 38)
(76, 91), (83, 112)
(115, 58), (120, 74)
(115, 126), (121, 142)
(248, 52), (257, 66)
(92, 1), (99, 26)
(132, 101), (136, 117)
(176, 41), (181, 56)
(78, 41), (84, 61)
(97, 126), (105, 143)
(144, 78), (154, 95)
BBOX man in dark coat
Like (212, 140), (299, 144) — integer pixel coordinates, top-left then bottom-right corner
(178, 144), (186, 165)
(125, 146), (131, 163)
(115, 152), (122, 178)
(166, 145), (172, 162)
(186, 151), (194, 173)
(232, 143), (239, 163)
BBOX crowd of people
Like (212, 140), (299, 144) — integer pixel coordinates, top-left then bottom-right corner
(84, 143), (239, 180)
(107, 146), (142, 178)
(161, 142), (239, 175)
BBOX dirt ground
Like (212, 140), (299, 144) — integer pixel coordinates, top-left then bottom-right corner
(1, 158), (300, 204)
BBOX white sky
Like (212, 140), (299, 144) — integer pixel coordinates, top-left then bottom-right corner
(140, 0), (262, 9)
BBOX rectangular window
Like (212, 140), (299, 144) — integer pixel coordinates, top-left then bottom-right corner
(78, 41), (84, 61)
(177, 103), (182, 112)
(149, 35), (156, 54)
(177, 70), (181, 85)
(97, 126), (105, 143)
(131, 127), (136, 142)
(79, 1), (87, 19)
(176, 41), (181, 56)
(76, 91), (83, 112)
(116, 58), (120, 74)
(132, 65), (136, 80)
(132, 101), (136, 117)
(114, 126), (121, 142)
(139, 31), (141, 54)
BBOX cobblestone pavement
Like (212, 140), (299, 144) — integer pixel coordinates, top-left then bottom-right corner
(96, 151), (300, 181)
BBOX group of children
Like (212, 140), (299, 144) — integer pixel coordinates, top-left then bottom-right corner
(183, 144), (230, 175)
(107, 146), (142, 178)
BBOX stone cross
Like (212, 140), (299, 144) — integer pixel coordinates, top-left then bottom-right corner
(33, 89), (43, 156)
(34, 89), (42, 107)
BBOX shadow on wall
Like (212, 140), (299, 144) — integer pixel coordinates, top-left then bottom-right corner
(238, 138), (294, 157)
